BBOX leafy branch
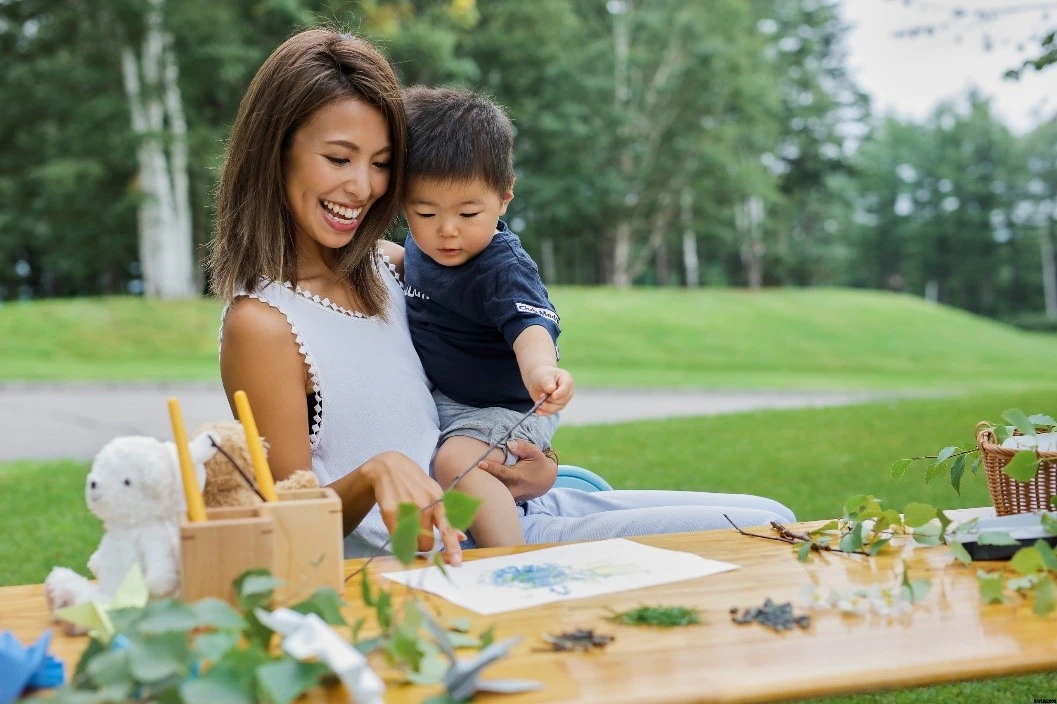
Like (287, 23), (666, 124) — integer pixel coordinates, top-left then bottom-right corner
(892, 409), (1057, 492)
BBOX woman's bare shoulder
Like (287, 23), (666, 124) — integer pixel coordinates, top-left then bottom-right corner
(222, 295), (293, 343)
(379, 239), (404, 276)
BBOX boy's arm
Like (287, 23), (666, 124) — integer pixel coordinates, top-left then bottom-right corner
(513, 325), (574, 416)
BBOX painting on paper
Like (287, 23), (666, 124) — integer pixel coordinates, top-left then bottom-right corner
(381, 538), (738, 614)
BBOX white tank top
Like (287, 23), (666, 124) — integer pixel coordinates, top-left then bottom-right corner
(222, 251), (440, 556)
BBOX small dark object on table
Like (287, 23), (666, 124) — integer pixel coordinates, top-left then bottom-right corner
(731, 598), (812, 633)
(537, 628), (616, 652)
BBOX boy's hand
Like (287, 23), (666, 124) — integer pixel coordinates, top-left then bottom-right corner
(528, 366), (574, 415)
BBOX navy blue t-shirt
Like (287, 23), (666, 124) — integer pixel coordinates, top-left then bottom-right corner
(403, 221), (560, 412)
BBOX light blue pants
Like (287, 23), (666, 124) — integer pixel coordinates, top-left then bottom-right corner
(515, 488), (795, 546)
(344, 488), (795, 557)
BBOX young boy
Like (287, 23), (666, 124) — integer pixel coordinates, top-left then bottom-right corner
(400, 86), (574, 547)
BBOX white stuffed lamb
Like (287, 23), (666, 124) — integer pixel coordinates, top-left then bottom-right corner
(44, 433), (217, 620)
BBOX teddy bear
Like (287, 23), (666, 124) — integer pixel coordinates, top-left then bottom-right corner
(192, 420), (319, 507)
(44, 433), (217, 624)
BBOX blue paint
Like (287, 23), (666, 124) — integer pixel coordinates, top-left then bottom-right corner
(487, 563), (577, 595)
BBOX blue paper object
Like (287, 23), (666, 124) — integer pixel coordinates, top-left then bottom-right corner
(0, 630), (65, 704)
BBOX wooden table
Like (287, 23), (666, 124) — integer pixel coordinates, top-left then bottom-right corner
(7, 508), (1057, 703)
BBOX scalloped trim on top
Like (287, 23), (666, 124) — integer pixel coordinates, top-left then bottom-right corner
(278, 280), (369, 319)
(377, 247), (402, 283)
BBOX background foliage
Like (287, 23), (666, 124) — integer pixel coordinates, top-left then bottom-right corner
(3, 0), (1057, 321)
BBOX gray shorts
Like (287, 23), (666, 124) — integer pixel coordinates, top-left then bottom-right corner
(433, 389), (558, 465)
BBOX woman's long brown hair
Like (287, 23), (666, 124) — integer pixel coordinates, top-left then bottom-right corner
(208, 28), (405, 318)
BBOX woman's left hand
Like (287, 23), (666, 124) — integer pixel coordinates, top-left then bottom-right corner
(476, 439), (557, 502)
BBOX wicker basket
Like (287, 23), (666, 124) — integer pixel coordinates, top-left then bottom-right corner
(976, 421), (1057, 515)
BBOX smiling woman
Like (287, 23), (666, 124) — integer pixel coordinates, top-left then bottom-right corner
(206, 27), (796, 565)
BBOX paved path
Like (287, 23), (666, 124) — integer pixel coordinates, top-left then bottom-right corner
(0, 383), (902, 461)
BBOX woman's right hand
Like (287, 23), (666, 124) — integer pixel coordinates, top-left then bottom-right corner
(363, 451), (465, 566)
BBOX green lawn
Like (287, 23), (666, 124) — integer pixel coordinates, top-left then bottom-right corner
(7, 388), (1057, 701)
(4, 289), (1057, 389)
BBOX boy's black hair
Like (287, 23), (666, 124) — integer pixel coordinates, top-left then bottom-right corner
(403, 85), (514, 195)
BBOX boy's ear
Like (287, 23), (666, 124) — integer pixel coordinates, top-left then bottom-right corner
(498, 184), (515, 216)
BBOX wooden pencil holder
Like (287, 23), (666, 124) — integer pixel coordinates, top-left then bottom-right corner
(178, 489), (344, 605)
(263, 487), (344, 603)
(180, 506), (275, 605)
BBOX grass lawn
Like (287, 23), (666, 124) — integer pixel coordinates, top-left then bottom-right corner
(6, 387), (1057, 700)
(4, 288), (1057, 390)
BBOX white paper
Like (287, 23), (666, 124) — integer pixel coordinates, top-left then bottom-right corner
(381, 538), (738, 614)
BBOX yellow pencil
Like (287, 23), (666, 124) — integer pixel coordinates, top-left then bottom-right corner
(233, 390), (279, 502)
(167, 397), (208, 522)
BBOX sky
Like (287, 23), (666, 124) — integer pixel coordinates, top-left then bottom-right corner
(840, 0), (1057, 133)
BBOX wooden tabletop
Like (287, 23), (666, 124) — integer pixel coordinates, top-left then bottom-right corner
(9, 508), (1057, 704)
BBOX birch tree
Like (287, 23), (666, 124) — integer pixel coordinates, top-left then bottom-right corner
(120, 0), (195, 298)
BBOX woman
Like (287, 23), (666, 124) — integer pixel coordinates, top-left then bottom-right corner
(210, 28), (795, 564)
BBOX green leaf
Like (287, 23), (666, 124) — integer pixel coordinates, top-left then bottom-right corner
(839, 522), (864, 553)
(797, 540), (814, 562)
(479, 625), (495, 649)
(977, 570), (1007, 604)
(1035, 575), (1057, 617)
(191, 598), (245, 631)
(180, 667), (255, 704)
(193, 631), (240, 663)
(360, 568), (374, 607)
(809, 520), (839, 536)
(949, 541), (972, 565)
(256, 657), (330, 704)
(450, 617), (472, 633)
(289, 587), (346, 626)
(903, 502), (937, 528)
(977, 531), (1020, 546)
(446, 631), (481, 648)
(208, 643), (269, 693)
(935, 511), (952, 539)
(407, 652), (449, 685)
(1003, 409), (1037, 437)
(608, 605), (700, 627)
(388, 628), (425, 670)
(432, 552), (451, 582)
(842, 494), (868, 517)
(882, 508), (905, 533)
(1011, 546), (1045, 575)
(924, 460), (948, 484)
(443, 490), (484, 532)
(935, 445), (958, 464)
(899, 565), (931, 603)
(355, 636), (384, 655)
(376, 589), (393, 631)
(350, 617), (367, 644)
(995, 425), (1015, 444)
(85, 648), (131, 687)
(392, 502), (422, 565)
(1036, 540), (1057, 571)
(867, 538), (891, 556)
(970, 455), (982, 475)
(236, 573), (284, 601)
(950, 455), (967, 495)
(1003, 450), (1040, 482)
(399, 599), (425, 638)
(127, 632), (189, 683)
(1042, 513), (1057, 535)
(890, 458), (912, 481)
(911, 533), (943, 547)
(135, 600), (198, 636)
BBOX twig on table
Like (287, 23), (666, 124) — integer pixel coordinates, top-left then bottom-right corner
(723, 514), (869, 558)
